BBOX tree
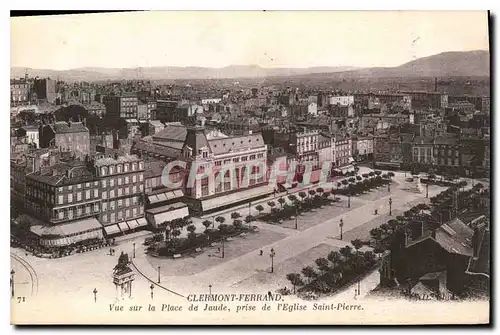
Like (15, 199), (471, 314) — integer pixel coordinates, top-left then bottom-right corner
(362, 173), (369, 178)
(244, 215), (254, 224)
(348, 177), (355, 183)
(374, 170), (382, 176)
(341, 179), (349, 186)
(301, 266), (317, 283)
(337, 182), (343, 188)
(356, 175), (362, 181)
(387, 172), (395, 178)
(315, 257), (330, 274)
(232, 219), (243, 229)
(255, 204), (265, 215)
(370, 227), (383, 241)
(171, 228), (181, 242)
(218, 224), (230, 234)
(277, 197), (286, 208)
(351, 239), (364, 251)
(286, 273), (304, 294)
(316, 187), (324, 196)
(339, 245), (353, 259)
(298, 191), (307, 201)
(369, 171), (375, 177)
(187, 224), (196, 234)
(308, 189), (316, 197)
(268, 201), (276, 208)
(327, 251), (342, 267)
(202, 220), (212, 231)
(288, 194), (297, 202)
(215, 216), (226, 225)
(231, 212), (241, 220)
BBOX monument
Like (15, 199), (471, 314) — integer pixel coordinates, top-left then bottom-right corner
(113, 252), (135, 300)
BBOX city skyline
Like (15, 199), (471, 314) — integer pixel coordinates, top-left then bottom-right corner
(11, 11), (489, 70)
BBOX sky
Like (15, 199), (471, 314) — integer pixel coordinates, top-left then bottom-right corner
(10, 11), (490, 70)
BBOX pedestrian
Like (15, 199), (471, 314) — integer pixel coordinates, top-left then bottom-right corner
(268, 291), (272, 298)
(110, 248), (113, 256)
(260, 250), (263, 256)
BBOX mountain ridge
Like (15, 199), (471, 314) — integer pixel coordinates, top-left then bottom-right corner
(11, 50), (489, 82)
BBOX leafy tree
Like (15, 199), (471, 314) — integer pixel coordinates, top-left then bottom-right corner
(244, 215), (254, 224)
(356, 175), (362, 181)
(301, 266), (317, 283)
(316, 187), (324, 196)
(171, 228), (181, 241)
(286, 273), (304, 294)
(298, 191), (307, 201)
(267, 201), (276, 208)
(218, 224), (230, 234)
(387, 172), (395, 178)
(255, 204), (265, 215)
(370, 227), (383, 241)
(374, 170), (382, 176)
(351, 239), (364, 251)
(339, 245), (353, 259)
(187, 224), (196, 234)
(288, 194), (297, 202)
(277, 197), (286, 208)
(215, 216), (226, 225)
(315, 257), (330, 274)
(327, 250), (342, 266)
(232, 219), (243, 229)
(362, 173), (369, 178)
(337, 182), (342, 188)
(342, 179), (349, 185)
(202, 220), (212, 231)
(231, 212), (241, 220)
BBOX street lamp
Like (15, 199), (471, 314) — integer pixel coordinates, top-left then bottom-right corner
(150, 284), (154, 300)
(339, 219), (344, 240)
(165, 225), (171, 242)
(295, 207), (298, 230)
(93, 288), (98, 303)
(426, 182), (429, 198)
(10, 270), (15, 298)
(269, 248), (276, 273)
(209, 284), (212, 295)
(221, 238), (225, 258)
(249, 202), (252, 217)
(157, 266), (161, 284)
(388, 180), (391, 192)
(389, 197), (393, 216)
(348, 194), (351, 208)
(133, 242), (136, 258)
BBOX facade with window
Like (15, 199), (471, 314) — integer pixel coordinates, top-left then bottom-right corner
(182, 126), (269, 211)
(92, 154), (145, 228)
(433, 137), (461, 168)
(412, 137), (435, 165)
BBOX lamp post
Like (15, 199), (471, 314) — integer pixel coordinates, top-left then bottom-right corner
(209, 284), (212, 295)
(249, 202), (252, 217)
(150, 284), (154, 300)
(348, 194), (351, 208)
(221, 238), (225, 258)
(157, 266), (161, 284)
(93, 288), (98, 303)
(10, 270), (15, 298)
(295, 207), (298, 230)
(339, 219), (344, 240)
(426, 182), (429, 198)
(165, 225), (171, 242)
(269, 248), (276, 273)
(133, 242), (136, 258)
(389, 197), (393, 216)
(388, 180), (391, 192)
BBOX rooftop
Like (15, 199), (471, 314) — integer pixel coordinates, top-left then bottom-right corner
(50, 121), (89, 134)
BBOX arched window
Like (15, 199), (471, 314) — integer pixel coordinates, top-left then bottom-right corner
(101, 167), (107, 176)
(117, 164), (122, 173)
(132, 163), (137, 171)
(124, 164), (129, 172)
(139, 162), (144, 170)
(109, 166), (114, 174)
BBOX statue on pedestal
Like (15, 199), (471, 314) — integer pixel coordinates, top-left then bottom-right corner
(112, 252), (135, 300)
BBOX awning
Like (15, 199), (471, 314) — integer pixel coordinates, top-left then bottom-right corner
(104, 224), (121, 235)
(136, 218), (148, 227)
(30, 225), (45, 236)
(127, 220), (140, 229)
(150, 206), (190, 227)
(172, 190), (184, 198)
(148, 195), (159, 203)
(156, 193), (167, 202)
(42, 218), (102, 236)
(118, 221), (130, 232)
(278, 182), (293, 190)
(201, 184), (274, 212)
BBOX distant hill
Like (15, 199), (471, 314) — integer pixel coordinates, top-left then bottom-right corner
(11, 50), (489, 82)
(294, 50), (490, 80)
(10, 65), (360, 82)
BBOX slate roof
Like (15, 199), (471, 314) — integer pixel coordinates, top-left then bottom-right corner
(208, 133), (265, 155)
(434, 218), (474, 256)
(94, 154), (142, 167)
(50, 121), (89, 134)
